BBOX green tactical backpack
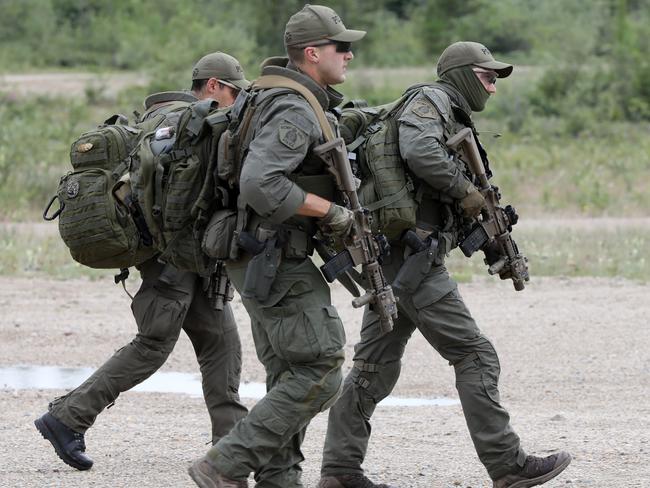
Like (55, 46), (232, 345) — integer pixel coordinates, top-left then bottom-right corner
(45, 114), (166, 269)
(43, 102), (196, 269)
(130, 99), (231, 276)
(339, 85), (430, 241)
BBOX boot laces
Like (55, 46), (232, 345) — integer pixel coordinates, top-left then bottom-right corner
(73, 432), (86, 451)
(523, 454), (556, 477)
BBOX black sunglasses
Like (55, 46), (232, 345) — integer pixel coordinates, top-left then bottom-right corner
(313, 40), (352, 53)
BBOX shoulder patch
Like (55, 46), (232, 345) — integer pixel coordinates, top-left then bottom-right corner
(411, 99), (438, 119)
(278, 120), (307, 150)
(422, 88), (450, 121)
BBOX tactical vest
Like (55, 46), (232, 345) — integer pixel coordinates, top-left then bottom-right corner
(339, 84), (433, 241)
(338, 83), (476, 253)
(129, 97), (230, 276)
(213, 67), (339, 261)
(407, 84), (485, 256)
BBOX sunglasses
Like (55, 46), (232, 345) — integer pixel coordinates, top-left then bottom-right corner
(312, 40), (353, 53)
(218, 79), (239, 91)
(472, 68), (497, 85)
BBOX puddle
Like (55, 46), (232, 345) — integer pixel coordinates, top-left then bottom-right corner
(0, 365), (459, 408)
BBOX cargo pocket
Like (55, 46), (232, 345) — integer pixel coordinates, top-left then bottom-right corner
(482, 374), (501, 404)
(411, 265), (457, 309)
(131, 287), (187, 339)
(305, 305), (346, 358)
(253, 401), (291, 437)
(265, 305), (345, 364)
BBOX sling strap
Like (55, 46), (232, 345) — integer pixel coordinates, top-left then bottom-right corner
(252, 75), (336, 142)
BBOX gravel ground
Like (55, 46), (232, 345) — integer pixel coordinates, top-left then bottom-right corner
(1, 275), (649, 487)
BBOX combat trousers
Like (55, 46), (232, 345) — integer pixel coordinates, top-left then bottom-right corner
(321, 256), (526, 481)
(207, 257), (345, 488)
(49, 258), (247, 444)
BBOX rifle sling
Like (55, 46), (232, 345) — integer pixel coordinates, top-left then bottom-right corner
(252, 75), (335, 142)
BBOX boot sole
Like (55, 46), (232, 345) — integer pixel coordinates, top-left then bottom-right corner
(188, 463), (218, 488)
(34, 417), (92, 471)
(508, 452), (572, 488)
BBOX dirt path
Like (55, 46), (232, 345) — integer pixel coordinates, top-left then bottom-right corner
(1, 275), (648, 487)
(0, 72), (147, 99)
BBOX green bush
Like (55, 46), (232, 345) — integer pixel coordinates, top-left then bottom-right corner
(0, 94), (91, 218)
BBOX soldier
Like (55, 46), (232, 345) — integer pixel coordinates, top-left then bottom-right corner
(187, 5), (365, 488)
(318, 42), (571, 488)
(34, 52), (250, 471)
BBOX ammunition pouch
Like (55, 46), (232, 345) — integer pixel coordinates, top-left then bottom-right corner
(202, 208), (238, 260)
(241, 235), (282, 302)
(204, 262), (234, 311)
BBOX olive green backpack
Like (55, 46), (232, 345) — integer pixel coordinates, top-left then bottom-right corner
(339, 84), (431, 241)
(130, 99), (231, 276)
(45, 114), (166, 269)
(45, 99), (230, 277)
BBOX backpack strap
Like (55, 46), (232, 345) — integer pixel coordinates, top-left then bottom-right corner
(186, 99), (218, 139)
(252, 75), (335, 142)
(228, 76), (335, 261)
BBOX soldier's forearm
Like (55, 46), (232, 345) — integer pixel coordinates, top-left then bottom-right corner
(296, 192), (332, 218)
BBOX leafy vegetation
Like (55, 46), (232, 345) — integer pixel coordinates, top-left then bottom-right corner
(1, 0), (649, 281)
(3, 224), (648, 282)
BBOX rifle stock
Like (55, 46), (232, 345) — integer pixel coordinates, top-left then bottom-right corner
(447, 128), (530, 291)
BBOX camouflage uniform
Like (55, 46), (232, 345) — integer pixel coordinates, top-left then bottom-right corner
(48, 90), (247, 446)
(321, 59), (528, 482)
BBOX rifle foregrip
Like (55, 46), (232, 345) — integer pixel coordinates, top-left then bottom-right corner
(351, 293), (373, 308)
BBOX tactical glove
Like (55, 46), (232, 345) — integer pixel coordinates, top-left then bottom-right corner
(320, 203), (354, 238)
(460, 187), (486, 218)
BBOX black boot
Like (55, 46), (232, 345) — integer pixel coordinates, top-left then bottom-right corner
(493, 451), (571, 488)
(34, 412), (93, 470)
(318, 473), (397, 488)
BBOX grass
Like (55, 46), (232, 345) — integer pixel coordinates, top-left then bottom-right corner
(1, 224), (648, 283)
(447, 225), (650, 283)
(0, 228), (113, 280)
(1, 67), (649, 221)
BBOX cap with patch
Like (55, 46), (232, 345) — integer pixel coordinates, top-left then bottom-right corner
(191, 52), (250, 90)
(284, 4), (366, 48)
(437, 41), (513, 78)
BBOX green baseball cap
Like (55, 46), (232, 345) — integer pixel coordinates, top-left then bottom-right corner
(284, 4), (366, 48)
(437, 41), (513, 78)
(191, 52), (250, 90)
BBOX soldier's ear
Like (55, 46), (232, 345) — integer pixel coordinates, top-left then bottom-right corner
(205, 78), (219, 92)
(304, 46), (320, 64)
